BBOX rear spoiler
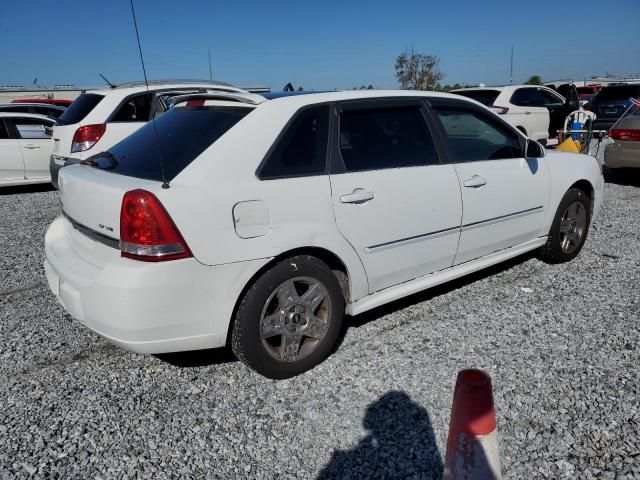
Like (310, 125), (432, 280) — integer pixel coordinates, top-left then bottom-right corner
(169, 91), (265, 107)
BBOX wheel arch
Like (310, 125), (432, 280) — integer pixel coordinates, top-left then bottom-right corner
(225, 246), (358, 346)
(569, 179), (595, 216)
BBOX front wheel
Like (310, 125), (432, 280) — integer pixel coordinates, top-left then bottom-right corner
(231, 255), (345, 379)
(538, 188), (591, 264)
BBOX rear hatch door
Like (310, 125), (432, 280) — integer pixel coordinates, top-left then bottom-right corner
(53, 93), (105, 157)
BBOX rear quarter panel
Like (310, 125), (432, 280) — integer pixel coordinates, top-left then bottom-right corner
(160, 102), (370, 302)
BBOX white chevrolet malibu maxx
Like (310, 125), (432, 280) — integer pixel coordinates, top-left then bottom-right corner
(44, 90), (604, 378)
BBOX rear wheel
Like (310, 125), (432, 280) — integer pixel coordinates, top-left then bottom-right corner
(231, 255), (345, 379)
(538, 188), (590, 263)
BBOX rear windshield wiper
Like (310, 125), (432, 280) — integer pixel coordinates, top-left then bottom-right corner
(82, 152), (119, 170)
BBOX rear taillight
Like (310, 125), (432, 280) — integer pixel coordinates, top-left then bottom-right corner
(488, 105), (509, 115)
(71, 124), (106, 153)
(120, 189), (192, 262)
(610, 128), (640, 141)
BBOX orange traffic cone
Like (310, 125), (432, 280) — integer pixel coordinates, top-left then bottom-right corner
(444, 369), (501, 479)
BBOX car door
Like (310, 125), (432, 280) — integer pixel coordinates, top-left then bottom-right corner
(0, 118), (25, 182)
(11, 117), (55, 179)
(329, 99), (463, 293)
(508, 87), (550, 142)
(430, 99), (550, 265)
(538, 87), (569, 139)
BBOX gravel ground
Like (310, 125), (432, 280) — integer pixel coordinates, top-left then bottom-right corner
(1, 168), (639, 479)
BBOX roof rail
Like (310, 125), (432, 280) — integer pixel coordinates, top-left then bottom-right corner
(114, 79), (235, 89)
(169, 92), (266, 106)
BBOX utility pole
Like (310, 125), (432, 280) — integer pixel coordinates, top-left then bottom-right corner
(208, 48), (213, 81)
(510, 45), (514, 85)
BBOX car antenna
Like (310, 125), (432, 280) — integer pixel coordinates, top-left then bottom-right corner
(129, 0), (170, 189)
(98, 73), (117, 89)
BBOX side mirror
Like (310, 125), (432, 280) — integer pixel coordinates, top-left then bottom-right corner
(526, 139), (545, 158)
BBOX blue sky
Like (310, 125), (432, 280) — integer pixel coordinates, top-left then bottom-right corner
(1, 0), (638, 90)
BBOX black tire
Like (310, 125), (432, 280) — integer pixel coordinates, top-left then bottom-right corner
(231, 255), (345, 379)
(538, 187), (591, 264)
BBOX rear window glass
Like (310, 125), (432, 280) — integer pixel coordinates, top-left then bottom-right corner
(87, 104), (252, 182)
(57, 93), (104, 125)
(596, 85), (640, 101)
(453, 90), (500, 106)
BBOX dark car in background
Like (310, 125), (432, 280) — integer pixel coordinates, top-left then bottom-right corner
(589, 84), (640, 130)
(0, 103), (66, 119)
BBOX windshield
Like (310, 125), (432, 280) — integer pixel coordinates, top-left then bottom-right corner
(57, 93), (104, 125)
(87, 104), (253, 182)
(453, 90), (501, 106)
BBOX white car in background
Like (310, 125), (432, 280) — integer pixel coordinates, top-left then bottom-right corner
(453, 85), (579, 145)
(45, 90), (603, 379)
(0, 112), (55, 186)
(49, 80), (250, 188)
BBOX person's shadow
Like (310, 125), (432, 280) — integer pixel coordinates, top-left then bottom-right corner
(317, 391), (443, 480)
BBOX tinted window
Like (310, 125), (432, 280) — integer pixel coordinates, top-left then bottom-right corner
(596, 85), (640, 101)
(510, 88), (543, 106)
(111, 94), (152, 122)
(0, 105), (30, 113)
(539, 89), (564, 107)
(88, 104), (253, 182)
(13, 118), (54, 139)
(0, 120), (9, 139)
(33, 106), (63, 119)
(454, 90), (501, 106)
(436, 108), (522, 161)
(259, 105), (329, 179)
(339, 106), (438, 172)
(57, 93), (104, 125)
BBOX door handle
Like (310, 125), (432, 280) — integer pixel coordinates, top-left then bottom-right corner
(524, 111), (532, 115)
(340, 188), (375, 204)
(463, 175), (487, 188)
(24, 145), (40, 149)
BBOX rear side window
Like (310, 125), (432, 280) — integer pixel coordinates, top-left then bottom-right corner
(111, 94), (153, 122)
(88, 104), (253, 182)
(259, 105), (329, 179)
(510, 88), (543, 106)
(454, 90), (500, 106)
(57, 93), (104, 125)
(436, 107), (522, 162)
(12, 118), (54, 139)
(339, 106), (438, 172)
(596, 85), (640, 101)
(538, 89), (564, 106)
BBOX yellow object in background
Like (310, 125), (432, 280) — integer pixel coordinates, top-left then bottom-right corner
(557, 138), (581, 153)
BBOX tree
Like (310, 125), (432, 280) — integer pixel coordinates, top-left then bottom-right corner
(367, 84), (374, 90)
(395, 51), (444, 90)
(525, 75), (543, 85)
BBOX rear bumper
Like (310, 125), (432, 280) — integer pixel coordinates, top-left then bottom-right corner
(50, 155), (81, 189)
(44, 216), (270, 354)
(604, 142), (640, 169)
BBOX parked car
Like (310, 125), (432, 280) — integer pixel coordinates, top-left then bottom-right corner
(12, 98), (73, 107)
(44, 90), (603, 378)
(452, 85), (579, 145)
(0, 113), (55, 186)
(576, 85), (601, 105)
(48, 80), (249, 188)
(589, 84), (640, 131)
(604, 108), (640, 168)
(0, 103), (66, 119)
